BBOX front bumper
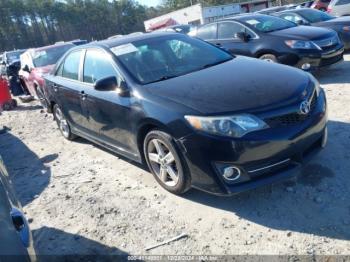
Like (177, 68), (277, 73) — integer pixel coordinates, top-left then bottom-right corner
(178, 90), (327, 195)
(279, 44), (344, 70)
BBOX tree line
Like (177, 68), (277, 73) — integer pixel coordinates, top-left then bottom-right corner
(0, 0), (283, 52)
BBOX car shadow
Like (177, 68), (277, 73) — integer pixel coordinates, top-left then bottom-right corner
(182, 120), (350, 241)
(74, 136), (148, 172)
(33, 226), (128, 260)
(0, 132), (53, 207)
(314, 60), (350, 85)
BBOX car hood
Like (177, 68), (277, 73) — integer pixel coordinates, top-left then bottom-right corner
(143, 57), (310, 115)
(268, 25), (335, 40)
(314, 16), (350, 26)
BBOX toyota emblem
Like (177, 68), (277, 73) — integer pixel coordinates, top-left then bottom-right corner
(300, 100), (311, 115)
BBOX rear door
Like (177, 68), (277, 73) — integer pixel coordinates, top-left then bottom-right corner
(215, 21), (258, 57)
(51, 49), (90, 132)
(80, 48), (135, 153)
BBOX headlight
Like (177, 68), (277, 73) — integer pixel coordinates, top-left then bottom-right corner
(343, 26), (350, 32)
(184, 114), (269, 138)
(285, 40), (321, 50)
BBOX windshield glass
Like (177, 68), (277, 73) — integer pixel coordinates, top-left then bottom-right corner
(241, 15), (297, 33)
(6, 50), (24, 64)
(298, 9), (335, 23)
(33, 44), (73, 67)
(112, 35), (233, 85)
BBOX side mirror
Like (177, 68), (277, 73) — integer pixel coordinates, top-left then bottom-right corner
(94, 76), (129, 96)
(296, 20), (309, 26)
(235, 32), (250, 42)
(22, 64), (31, 73)
(94, 76), (118, 91)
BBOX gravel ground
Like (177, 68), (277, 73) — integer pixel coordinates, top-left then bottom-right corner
(1, 55), (350, 258)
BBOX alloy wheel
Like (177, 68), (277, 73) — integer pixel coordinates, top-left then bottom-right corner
(147, 138), (179, 187)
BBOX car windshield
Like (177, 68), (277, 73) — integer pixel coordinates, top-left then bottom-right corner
(32, 44), (73, 67)
(112, 35), (233, 85)
(6, 51), (24, 64)
(241, 15), (297, 33)
(298, 9), (335, 23)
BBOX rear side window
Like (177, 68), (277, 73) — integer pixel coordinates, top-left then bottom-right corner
(335, 0), (350, 4)
(218, 22), (249, 39)
(196, 24), (217, 40)
(83, 49), (119, 84)
(62, 50), (82, 80)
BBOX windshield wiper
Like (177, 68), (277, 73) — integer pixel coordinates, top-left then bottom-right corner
(146, 75), (178, 84)
(202, 58), (233, 69)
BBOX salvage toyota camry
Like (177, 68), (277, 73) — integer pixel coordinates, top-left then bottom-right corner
(44, 32), (327, 195)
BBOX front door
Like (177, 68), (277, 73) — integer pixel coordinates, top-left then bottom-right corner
(80, 49), (135, 154)
(215, 21), (258, 57)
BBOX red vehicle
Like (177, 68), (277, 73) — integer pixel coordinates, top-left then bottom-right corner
(19, 43), (74, 107)
(0, 75), (17, 111)
(311, 0), (331, 11)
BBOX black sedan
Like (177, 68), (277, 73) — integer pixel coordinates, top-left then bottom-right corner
(276, 8), (350, 50)
(0, 155), (35, 261)
(44, 32), (327, 195)
(193, 14), (344, 70)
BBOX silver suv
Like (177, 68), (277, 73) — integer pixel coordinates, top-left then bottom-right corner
(328, 0), (350, 16)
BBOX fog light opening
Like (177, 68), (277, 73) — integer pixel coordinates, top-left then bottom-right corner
(222, 166), (241, 182)
(301, 63), (311, 71)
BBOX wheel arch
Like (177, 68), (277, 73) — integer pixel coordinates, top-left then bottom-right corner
(136, 119), (172, 163)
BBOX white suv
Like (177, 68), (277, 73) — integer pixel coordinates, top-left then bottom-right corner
(327, 0), (350, 16)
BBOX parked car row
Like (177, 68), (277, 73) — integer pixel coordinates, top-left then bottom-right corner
(192, 13), (345, 70)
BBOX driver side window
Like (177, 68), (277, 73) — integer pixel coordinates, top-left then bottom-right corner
(83, 49), (119, 84)
(217, 22), (253, 40)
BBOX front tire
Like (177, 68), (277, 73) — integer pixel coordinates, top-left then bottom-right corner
(144, 130), (191, 195)
(53, 104), (76, 140)
(259, 54), (278, 63)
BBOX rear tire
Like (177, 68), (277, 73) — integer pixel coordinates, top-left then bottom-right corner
(259, 54), (278, 63)
(36, 86), (48, 110)
(144, 130), (191, 195)
(53, 104), (76, 140)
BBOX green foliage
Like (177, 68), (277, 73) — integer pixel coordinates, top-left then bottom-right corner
(0, 0), (273, 51)
(0, 0), (149, 51)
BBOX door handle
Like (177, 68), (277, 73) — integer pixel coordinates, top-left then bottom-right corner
(81, 91), (87, 100)
(215, 43), (221, 46)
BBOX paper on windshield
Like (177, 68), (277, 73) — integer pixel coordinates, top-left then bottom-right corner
(111, 44), (138, 56)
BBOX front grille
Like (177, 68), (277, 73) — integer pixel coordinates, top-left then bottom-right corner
(266, 92), (318, 126)
(314, 35), (339, 51)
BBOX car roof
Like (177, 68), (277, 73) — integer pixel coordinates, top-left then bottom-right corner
(34, 42), (74, 52)
(277, 7), (312, 14)
(224, 13), (275, 22)
(80, 32), (179, 49)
